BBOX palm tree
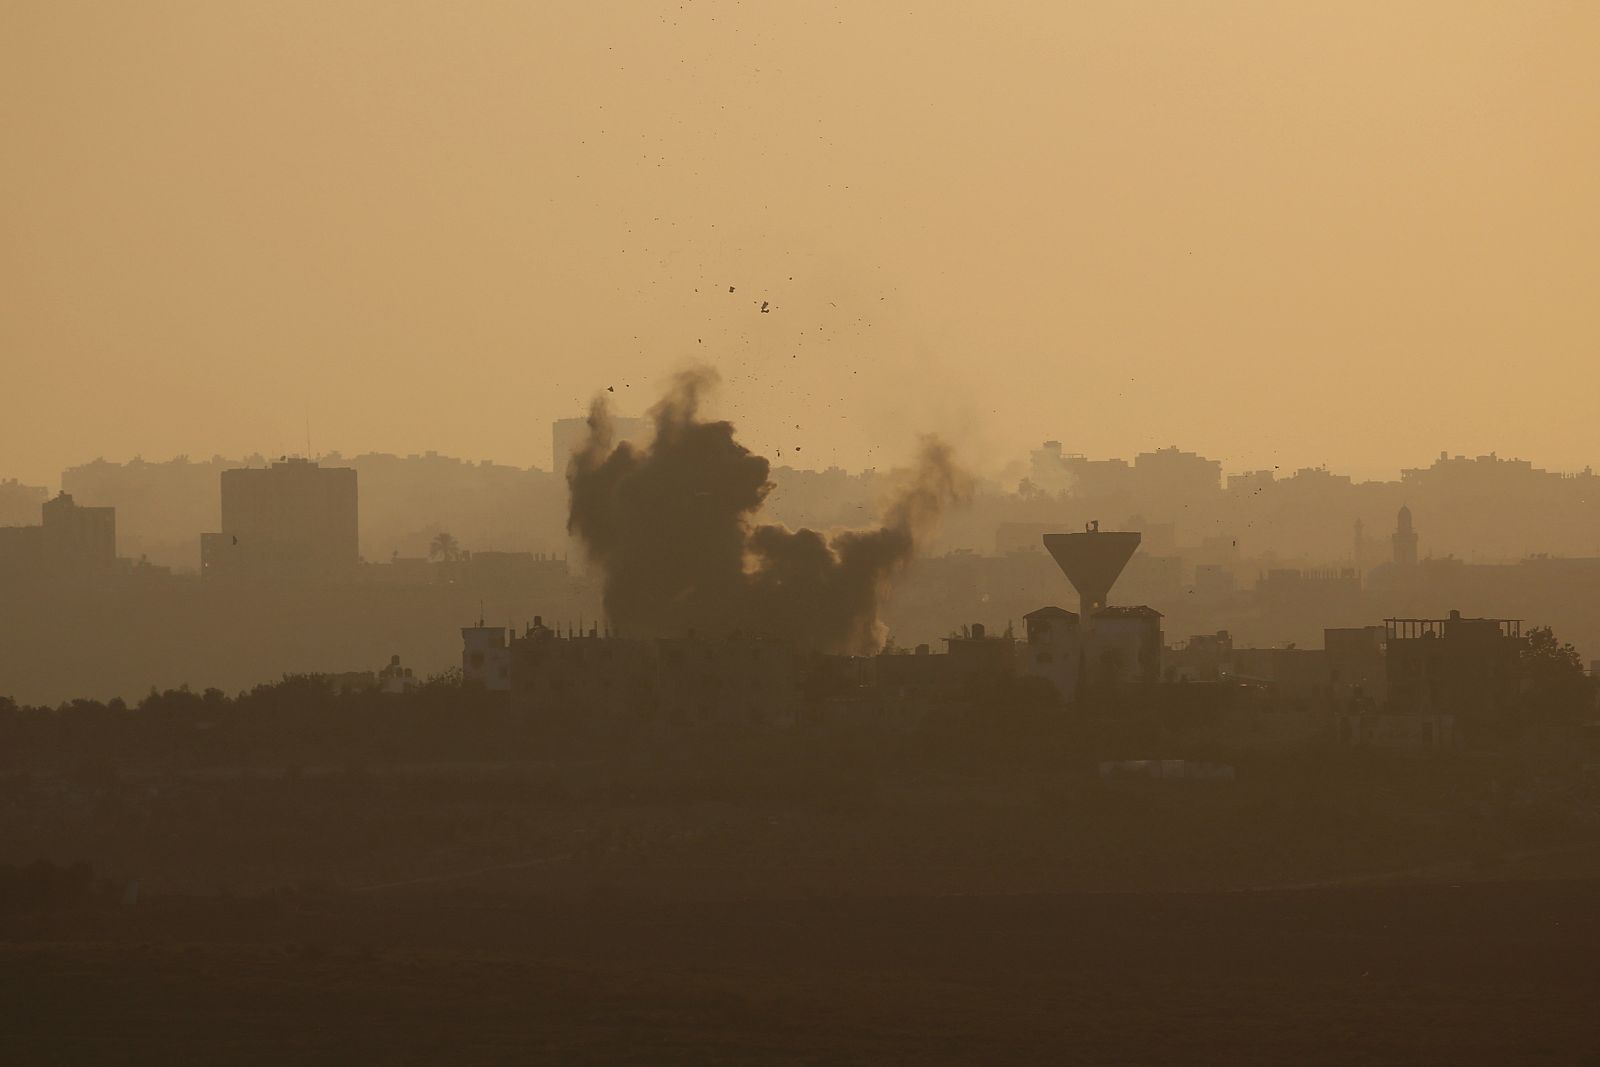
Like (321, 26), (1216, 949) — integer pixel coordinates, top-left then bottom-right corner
(428, 531), (461, 563)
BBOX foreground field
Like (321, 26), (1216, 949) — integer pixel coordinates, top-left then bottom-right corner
(4, 880), (1599, 1064)
(6, 725), (1600, 1062)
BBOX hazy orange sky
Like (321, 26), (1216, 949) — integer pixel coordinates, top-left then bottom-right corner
(4, 2), (1597, 487)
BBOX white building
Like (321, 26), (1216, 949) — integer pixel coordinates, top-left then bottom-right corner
(377, 654), (420, 695)
(1021, 606), (1081, 702)
(1019, 604), (1164, 703)
(461, 625), (511, 691)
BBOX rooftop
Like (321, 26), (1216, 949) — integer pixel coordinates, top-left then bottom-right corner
(1094, 605), (1163, 619)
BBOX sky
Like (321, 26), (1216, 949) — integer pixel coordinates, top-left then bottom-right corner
(3, 1), (1598, 488)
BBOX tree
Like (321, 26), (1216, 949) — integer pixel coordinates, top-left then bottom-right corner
(1520, 626), (1591, 723)
(428, 531), (461, 563)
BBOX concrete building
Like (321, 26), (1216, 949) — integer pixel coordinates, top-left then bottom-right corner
(1020, 607), (1081, 701)
(461, 623), (512, 691)
(1027, 442), (1133, 499)
(41, 491), (116, 568)
(378, 654), (420, 694)
(942, 621), (1018, 682)
(1325, 625), (1387, 704)
(1167, 630), (1233, 682)
(1091, 606), (1164, 684)
(1019, 604), (1163, 701)
(874, 643), (949, 700)
(1132, 446), (1222, 510)
(1384, 610), (1524, 738)
(201, 458), (358, 579)
(1231, 646), (1329, 706)
(0, 491), (116, 575)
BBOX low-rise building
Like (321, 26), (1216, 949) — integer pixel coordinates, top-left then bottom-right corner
(461, 624), (511, 691)
(1018, 604), (1163, 702)
(1385, 610), (1523, 738)
(378, 654), (420, 695)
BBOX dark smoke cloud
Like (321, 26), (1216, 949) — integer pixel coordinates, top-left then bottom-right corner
(567, 366), (970, 653)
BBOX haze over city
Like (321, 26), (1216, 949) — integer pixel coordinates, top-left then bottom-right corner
(6, 2), (1600, 486)
(6, 4), (1600, 1064)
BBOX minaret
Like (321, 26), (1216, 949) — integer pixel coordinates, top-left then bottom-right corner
(1353, 518), (1365, 573)
(1392, 506), (1418, 566)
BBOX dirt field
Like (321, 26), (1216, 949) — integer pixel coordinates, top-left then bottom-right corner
(6, 735), (1600, 1063)
(4, 877), (1600, 1065)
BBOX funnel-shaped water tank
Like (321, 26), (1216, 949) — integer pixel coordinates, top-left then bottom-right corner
(1043, 530), (1141, 619)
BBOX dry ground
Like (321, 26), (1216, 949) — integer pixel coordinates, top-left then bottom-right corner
(4, 879), (1600, 1065)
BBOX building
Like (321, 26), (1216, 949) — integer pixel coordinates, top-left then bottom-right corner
(41, 491), (116, 568)
(1027, 442), (1133, 499)
(0, 491), (116, 576)
(873, 643), (949, 700)
(1020, 607), (1081, 701)
(1384, 610), (1524, 739)
(1018, 604), (1163, 701)
(481, 619), (803, 729)
(377, 654), (420, 695)
(1392, 505), (1418, 566)
(1132, 446), (1222, 511)
(201, 458), (358, 579)
(1255, 567), (1363, 645)
(942, 622), (1020, 692)
(1230, 646), (1329, 706)
(462, 623), (512, 691)
(1091, 606), (1164, 685)
(1167, 630), (1233, 682)
(1325, 625), (1387, 704)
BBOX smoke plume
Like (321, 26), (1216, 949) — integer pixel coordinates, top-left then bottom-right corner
(567, 366), (970, 653)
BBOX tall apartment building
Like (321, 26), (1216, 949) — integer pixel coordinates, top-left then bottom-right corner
(201, 458), (358, 579)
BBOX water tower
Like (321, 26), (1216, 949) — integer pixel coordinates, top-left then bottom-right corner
(1042, 523), (1141, 622)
